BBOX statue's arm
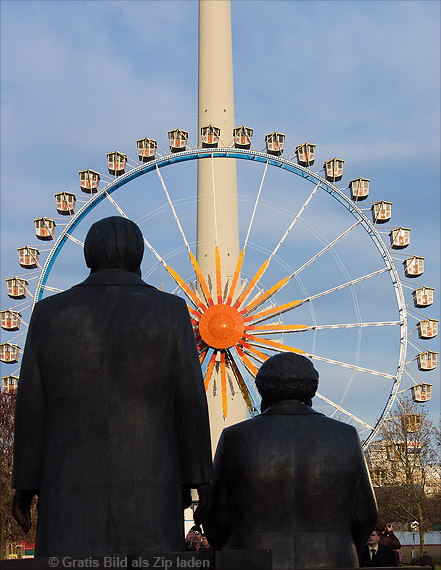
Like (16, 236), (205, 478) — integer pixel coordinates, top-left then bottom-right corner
(12, 489), (38, 533)
(181, 481), (212, 526)
(351, 432), (378, 552)
(11, 305), (45, 531)
(173, 299), (213, 491)
(203, 432), (230, 549)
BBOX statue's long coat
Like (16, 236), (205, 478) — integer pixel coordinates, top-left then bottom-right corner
(205, 400), (377, 570)
(13, 269), (213, 557)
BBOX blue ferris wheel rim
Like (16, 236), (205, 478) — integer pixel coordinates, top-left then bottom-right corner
(33, 147), (408, 447)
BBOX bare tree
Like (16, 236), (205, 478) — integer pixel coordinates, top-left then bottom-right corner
(367, 397), (441, 557)
(0, 390), (36, 559)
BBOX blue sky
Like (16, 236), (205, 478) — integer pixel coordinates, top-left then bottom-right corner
(1, 0), (440, 436)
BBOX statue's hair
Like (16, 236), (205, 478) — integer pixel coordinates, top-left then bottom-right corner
(255, 352), (319, 406)
(84, 217), (144, 274)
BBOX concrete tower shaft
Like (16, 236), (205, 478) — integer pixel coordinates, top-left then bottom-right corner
(197, 0), (240, 281)
(197, 0), (247, 449)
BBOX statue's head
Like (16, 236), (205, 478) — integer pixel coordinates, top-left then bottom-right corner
(255, 352), (319, 407)
(84, 216), (144, 275)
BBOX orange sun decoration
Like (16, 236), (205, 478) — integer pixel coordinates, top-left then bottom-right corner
(164, 244), (305, 419)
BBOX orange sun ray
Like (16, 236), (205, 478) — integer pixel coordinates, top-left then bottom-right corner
(233, 257), (271, 310)
(243, 299), (303, 324)
(188, 250), (214, 307)
(245, 324), (308, 334)
(199, 347), (209, 366)
(242, 333), (305, 354)
(234, 345), (259, 377)
(238, 340), (269, 363)
(220, 351), (227, 418)
(239, 275), (292, 317)
(187, 306), (202, 319)
(166, 264), (207, 312)
(226, 248), (245, 305)
(204, 351), (217, 391)
(215, 246), (223, 304)
(226, 350), (255, 414)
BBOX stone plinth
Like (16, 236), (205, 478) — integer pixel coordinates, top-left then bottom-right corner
(0, 550), (272, 569)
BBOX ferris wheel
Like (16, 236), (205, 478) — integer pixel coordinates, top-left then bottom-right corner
(1, 127), (437, 448)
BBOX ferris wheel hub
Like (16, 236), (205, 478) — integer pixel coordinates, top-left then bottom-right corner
(198, 303), (244, 349)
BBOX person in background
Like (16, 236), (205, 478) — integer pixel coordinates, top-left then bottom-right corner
(359, 529), (398, 567)
(200, 533), (211, 552)
(419, 550), (434, 570)
(376, 521), (401, 566)
(185, 525), (202, 551)
(376, 521), (401, 550)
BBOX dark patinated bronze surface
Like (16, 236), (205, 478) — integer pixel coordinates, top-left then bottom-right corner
(204, 353), (377, 570)
(12, 217), (213, 557)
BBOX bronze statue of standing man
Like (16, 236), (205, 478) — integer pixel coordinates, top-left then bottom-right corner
(12, 216), (213, 557)
(204, 352), (377, 570)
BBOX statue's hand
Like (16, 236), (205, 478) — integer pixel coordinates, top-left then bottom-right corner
(193, 482), (211, 527)
(182, 485), (193, 509)
(12, 489), (37, 533)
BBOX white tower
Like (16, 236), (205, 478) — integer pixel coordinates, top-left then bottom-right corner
(197, 0), (247, 450)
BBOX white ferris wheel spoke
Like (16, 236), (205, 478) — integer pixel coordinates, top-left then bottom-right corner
(247, 320), (401, 335)
(303, 268), (389, 303)
(237, 182), (321, 311)
(302, 320), (401, 331)
(103, 190), (170, 268)
(103, 184), (204, 308)
(244, 269), (388, 327)
(155, 165), (193, 256)
(243, 160), (269, 250)
(288, 219), (364, 281)
(240, 219), (363, 316)
(41, 285), (65, 293)
(308, 353), (396, 380)
(65, 233), (84, 248)
(314, 392), (374, 431)
(104, 190), (129, 221)
(241, 346), (267, 365)
(268, 181), (320, 264)
(154, 164), (213, 306)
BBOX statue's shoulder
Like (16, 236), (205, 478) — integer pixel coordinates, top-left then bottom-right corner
(311, 412), (359, 435)
(138, 286), (188, 309)
(144, 286), (184, 302)
(33, 287), (79, 311)
(312, 415), (362, 451)
(26, 288), (83, 332)
(221, 414), (267, 440)
(320, 413), (358, 431)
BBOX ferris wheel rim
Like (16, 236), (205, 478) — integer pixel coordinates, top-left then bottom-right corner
(32, 147), (408, 446)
